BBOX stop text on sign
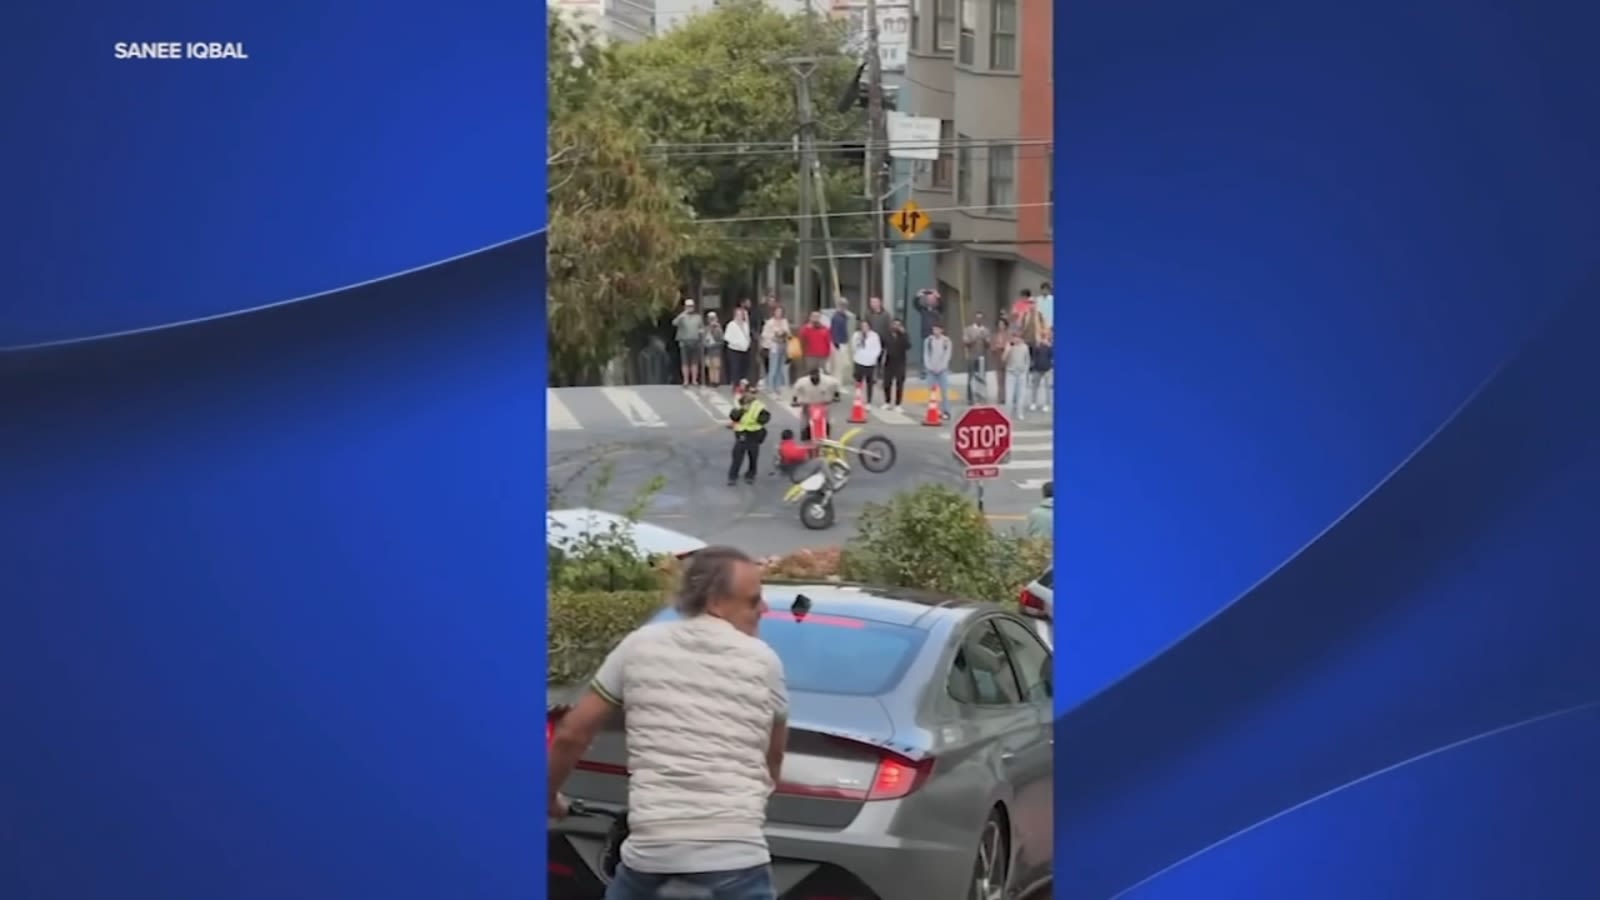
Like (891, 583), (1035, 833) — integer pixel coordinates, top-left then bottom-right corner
(955, 423), (1010, 456)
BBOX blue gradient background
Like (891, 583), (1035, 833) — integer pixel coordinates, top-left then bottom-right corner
(1, 2), (546, 898)
(1054, 0), (1600, 897)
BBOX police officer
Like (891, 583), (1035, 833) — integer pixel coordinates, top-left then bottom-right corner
(727, 380), (772, 486)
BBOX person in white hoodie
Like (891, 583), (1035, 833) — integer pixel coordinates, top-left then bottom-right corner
(723, 307), (753, 392)
(850, 318), (883, 402)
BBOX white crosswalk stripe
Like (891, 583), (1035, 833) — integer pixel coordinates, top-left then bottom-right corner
(600, 387), (666, 428)
(546, 388), (581, 431)
(1003, 427), (1054, 486)
(687, 389), (737, 424)
(545, 385), (1057, 474)
(869, 406), (917, 426)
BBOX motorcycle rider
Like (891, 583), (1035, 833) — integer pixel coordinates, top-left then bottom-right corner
(788, 366), (842, 442)
(726, 382), (771, 486)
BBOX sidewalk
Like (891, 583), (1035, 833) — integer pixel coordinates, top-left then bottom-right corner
(900, 372), (999, 405)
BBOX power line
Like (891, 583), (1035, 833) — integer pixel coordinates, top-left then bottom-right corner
(684, 234), (1057, 246)
(695, 199), (1052, 225)
(646, 137), (1053, 150)
(648, 145), (1055, 162)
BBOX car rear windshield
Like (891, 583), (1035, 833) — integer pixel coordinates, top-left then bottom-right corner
(651, 607), (927, 695)
(1035, 568), (1053, 590)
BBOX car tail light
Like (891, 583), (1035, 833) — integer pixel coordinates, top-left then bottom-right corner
(547, 710), (626, 775)
(775, 736), (934, 802)
(1018, 587), (1048, 620)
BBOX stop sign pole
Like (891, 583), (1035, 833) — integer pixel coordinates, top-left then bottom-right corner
(952, 406), (1014, 514)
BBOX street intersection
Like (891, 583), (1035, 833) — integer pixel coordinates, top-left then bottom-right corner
(547, 385), (1054, 556)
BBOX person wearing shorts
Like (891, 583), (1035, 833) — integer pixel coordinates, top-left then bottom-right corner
(673, 299), (705, 386)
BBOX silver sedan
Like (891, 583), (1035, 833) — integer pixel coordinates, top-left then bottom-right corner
(549, 584), (1055, 900)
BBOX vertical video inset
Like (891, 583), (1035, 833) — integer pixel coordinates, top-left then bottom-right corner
(546, 1), (1054, 898)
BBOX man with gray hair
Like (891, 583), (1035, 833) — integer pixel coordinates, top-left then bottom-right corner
(548, 546), (789, 900)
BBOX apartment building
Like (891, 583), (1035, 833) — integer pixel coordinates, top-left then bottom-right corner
(902, 0), (1052, 331)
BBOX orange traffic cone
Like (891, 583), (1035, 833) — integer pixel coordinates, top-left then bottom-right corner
(848, 381), (869, 424)
(922, 385), (943, 426)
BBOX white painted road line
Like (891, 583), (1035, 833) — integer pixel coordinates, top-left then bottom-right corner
(1000, 459), (1054, 471)
(871, 407), (917, 426)
(600, 387), (666, 428)
(1014, 477), (1052, 490)
(687, 389), (737, 424)
(1009, 438), (1053, 452)
(546, 389), (581, 431)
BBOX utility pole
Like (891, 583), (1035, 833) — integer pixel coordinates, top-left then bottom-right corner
(863, 0), (889, 310)
(789, 58), (817, 320)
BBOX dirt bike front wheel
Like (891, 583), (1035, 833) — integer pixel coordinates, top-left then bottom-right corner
(799, 494), (836, 530)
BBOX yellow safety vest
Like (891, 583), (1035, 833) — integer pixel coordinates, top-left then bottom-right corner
(736, 400), (767, 432)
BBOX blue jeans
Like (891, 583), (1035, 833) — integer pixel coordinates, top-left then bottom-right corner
(926, 370), (951, 415)
(604, 863), (776, 900)
(767, 350), (789, 393)
(1005, 370), (1029, 420)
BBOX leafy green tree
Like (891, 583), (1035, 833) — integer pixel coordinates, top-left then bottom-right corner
(547, 16), (692, 385)
(605, 1), (871, 285)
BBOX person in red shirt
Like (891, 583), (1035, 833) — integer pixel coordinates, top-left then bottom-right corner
(775, 428), (813, 480)
(777, 429), (810, 466)
(797, 311), (833, 375)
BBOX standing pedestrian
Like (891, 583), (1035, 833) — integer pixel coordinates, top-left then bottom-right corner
(1011, 289), (1042, 346)
(922, 322), (953, 421)
(850, 319), (882, 403)
(990, 317), (1012, 405)
(702, 311), (724, 388)
(962, 311), (990, 404)
(726, 383), (771, 485)
(1025, 481), (1053, 539)
(547, 546), (788, 900)
(1002, 333), (1031, 422)
(672, 299), (704, 387)
(1036, 281), (1054, 339)
(914, 288), (943, 343)
(1029, 330), (1053, 413)
(864, 296), (891, 340)
(828, 297), (854, 379)
(798, 311), (832, 379)
(740, 298), (764, 387)
(761, 305), (792, 396)
(725, 307), (753, 391)
(880, 319), (910, 411)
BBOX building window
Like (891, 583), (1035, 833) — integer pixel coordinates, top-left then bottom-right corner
(990, 0), (1017, 71)
(910, 2), (920, 52)
(957, 0), (977, 65)
(986, 142), (1015, 213)
(934, 0), (956, 52)
(956, 134), (973, 206)
(933, 119), (955, 187)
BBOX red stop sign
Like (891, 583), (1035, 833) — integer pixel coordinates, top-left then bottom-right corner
(952, 406), (1013, 468)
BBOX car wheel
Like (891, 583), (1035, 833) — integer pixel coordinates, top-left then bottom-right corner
(969, 810), (1009, 900)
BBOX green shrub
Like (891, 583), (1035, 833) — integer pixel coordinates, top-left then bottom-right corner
(547, 520), (665, 593)
(548, 590), (666, 685)
(839, 483), (1050, 603)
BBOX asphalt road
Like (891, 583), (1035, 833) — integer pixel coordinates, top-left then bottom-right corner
(548, 385), (1052, 556)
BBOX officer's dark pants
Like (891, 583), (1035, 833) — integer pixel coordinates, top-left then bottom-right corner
(728, 432), (761, 482)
